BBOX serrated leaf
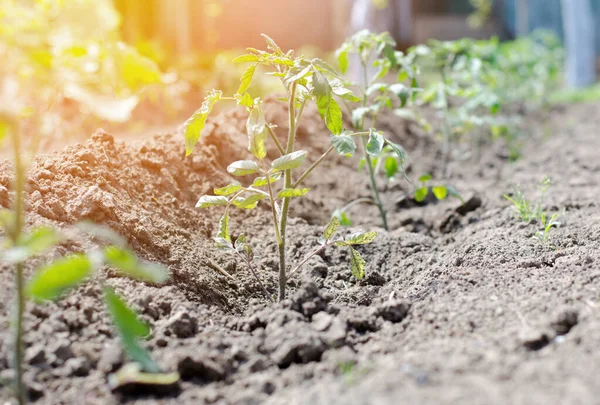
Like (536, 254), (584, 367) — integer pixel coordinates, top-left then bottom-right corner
(278, 188), (310, 198)
(214, 183), (242, 196)
(325, 98), (343, 135)
(246, 108), (267, 160)
(324, 216), (340, 240)
(238, 92), (254, 108)
(337, 49), (349, 74)
(103, 246), (169, 284)
(285, 64), (312, 84)
(313, 71), (331, 99)
(432, 185), (448, 200)
(331, 135), (357, 156)
(251, 172), (282, 187)
(232, 193), (266, 209)
(104, 288), (159, 373)
(196, 195), (229, 208)
(237, 64), (256, 95)
(345, 231), (377, 245)
(349, 248), (365, 280)
(271, 150), (307, 171)
(312, 58), (341, 78)
(217, 213), (230, 242)
(366, 129), (385, 157)
(415, 187), (428, 202)
(4, 227), (61, 264)
(261, 34), (283, 55)
(227, 160), (261, 176)
(233, 54), (261, 63)
(27, 255), (91, 301)
(184, 90), (222, 156)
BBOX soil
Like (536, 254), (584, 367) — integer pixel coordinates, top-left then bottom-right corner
(1, 98), (599, 405)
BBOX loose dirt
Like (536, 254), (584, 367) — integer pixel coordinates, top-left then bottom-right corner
(0, 99), (599, 405)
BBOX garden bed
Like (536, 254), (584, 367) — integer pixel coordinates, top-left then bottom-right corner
(1, 99), (599, 405)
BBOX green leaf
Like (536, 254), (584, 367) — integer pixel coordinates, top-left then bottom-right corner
(383, 44), (398, 68)
(414, 187), (428, 202)
(286, 64), (312, 84)
(232, 193), (266, 209)
(214, 183), (242, 196)
(312, 70), (331, 97)
(332, 209), (353, 227)
(4, 227), (61, 264)
(271, 150), (307, 171)
(331, 134), (357, 156)
(337, 49), (349, 74)
(214, 213), (233, 250)
(325, 98), (343, 135)
(446, 185), (464, 203)
(390, 84), (410, 107)
(104, 287), (159, 373)
(418, 173), (432, 183)
(366, 129), (384, 157)
(233, 54), (261, 63)
(108, 363), (180, 391)
(246, 108), (267, 160)
(184, 90), (222, 156)
(27, 255), (92, 301)
(345, 231), (377, 245)
(312, 58), (341, 78)
(385, 140), (409, 182)
(238, 92), (254, 108)
(237, 64), (256, 95)
(349, 248), (365, 280)
(251, 172), (281, 187)
(384, 156), (398, 179)
(261, 34), (283, 55)
(196, 195), (229, 208)
(227, 160), (261, 176)
(432, 185), (448, 200)
(278, 188), (310, 198)
(324, 216), (340, 241)
(103, 246), (169, 284)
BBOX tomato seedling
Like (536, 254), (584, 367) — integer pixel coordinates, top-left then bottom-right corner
(184, 35), (377, 301)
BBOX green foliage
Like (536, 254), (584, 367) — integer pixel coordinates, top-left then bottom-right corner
(184, 35), (376, 300)
(505, 177), (560, 243)
(413, 173), (460, 203)
(26, 255), (92, 302)
(333, 30), (419, 230)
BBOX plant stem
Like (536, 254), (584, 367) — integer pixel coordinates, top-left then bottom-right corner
(239, 253), (274, 302)
(287, 243), (329, 279)
(277, 82), (298, 301)
(5, 116), (27, 405)
(358, 60), (388, 231)
(266, 125), (285, 156)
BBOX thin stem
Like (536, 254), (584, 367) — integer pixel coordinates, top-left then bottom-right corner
(292, 145), (334, 189)
(260, 162), (282, 245)
(340, 197), (374, 213)
(4, 115), (27, 405)
(358, 61), (388, 231)
(277, 82), (298, 301)
(266, 125), (286, 156)
(292, 131), (370, 189)
(239, 253), (273, 302)
(287, 244), (328, 279)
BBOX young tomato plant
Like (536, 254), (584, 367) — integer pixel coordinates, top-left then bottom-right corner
(183, 35), (376, 301)
(334, 30), (419, 230)
(0, 117), (176, 404)
(413, 173), (462, 204)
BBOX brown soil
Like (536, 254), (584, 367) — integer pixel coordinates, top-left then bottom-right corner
(1, 99), (599, 405)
